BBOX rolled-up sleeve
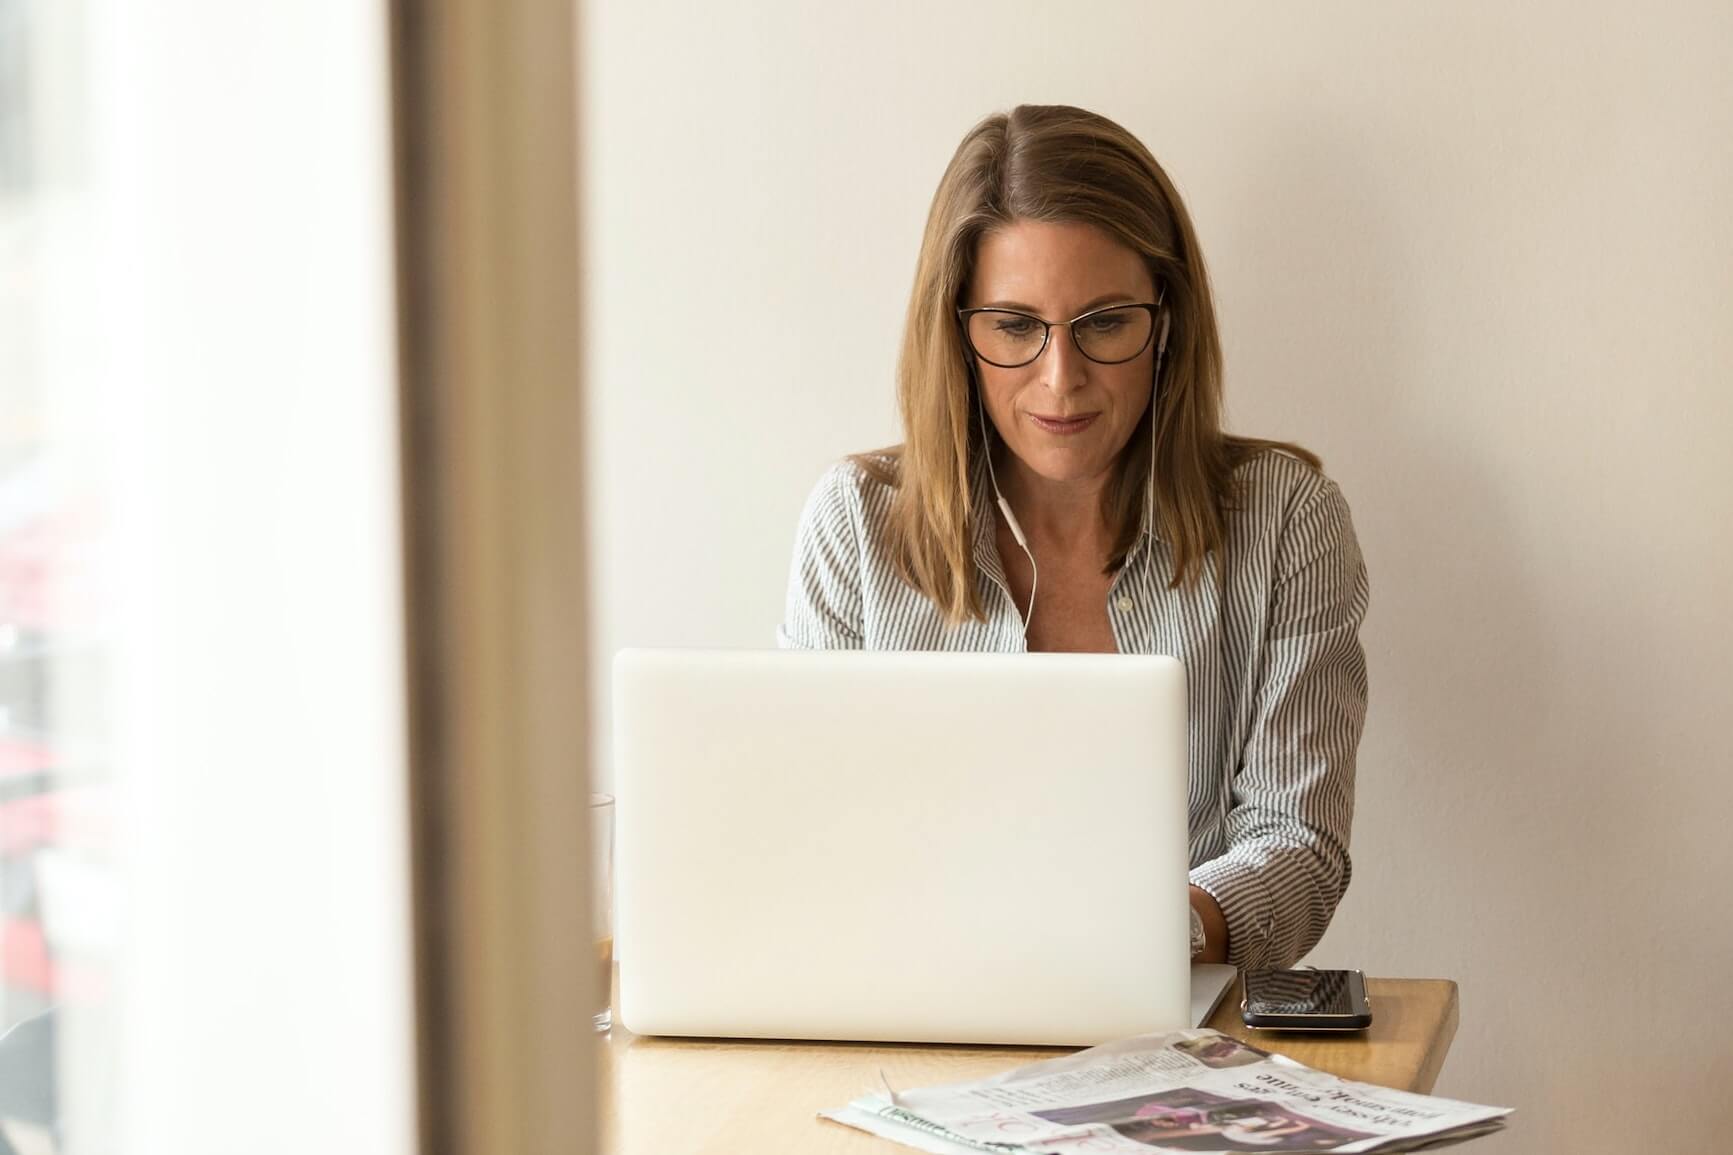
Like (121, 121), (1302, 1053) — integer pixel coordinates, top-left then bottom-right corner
(1189, 480), (1369, 970)
(777, 464), (867, 650)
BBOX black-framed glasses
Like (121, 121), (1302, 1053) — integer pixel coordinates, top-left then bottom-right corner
(957, 302), (1160, 368)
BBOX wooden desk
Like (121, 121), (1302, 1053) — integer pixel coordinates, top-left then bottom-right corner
(599, 976), (1458, 1154)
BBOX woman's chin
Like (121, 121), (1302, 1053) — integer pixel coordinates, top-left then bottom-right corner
(1011, 446), (1119, 487)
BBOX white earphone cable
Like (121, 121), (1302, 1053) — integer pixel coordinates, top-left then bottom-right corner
(977, 384), (1037, 639)
(1141, 291), (1171, 641)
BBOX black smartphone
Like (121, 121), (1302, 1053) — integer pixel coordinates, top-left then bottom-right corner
(1241, 968), (1373, 1031)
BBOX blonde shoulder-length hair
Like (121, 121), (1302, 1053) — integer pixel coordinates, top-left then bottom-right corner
(855, 103), (1319, 625)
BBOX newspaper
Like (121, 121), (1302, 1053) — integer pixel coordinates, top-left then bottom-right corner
(821, 1029), (1510, 1154)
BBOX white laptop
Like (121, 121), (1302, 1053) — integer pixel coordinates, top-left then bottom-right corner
(612, 649), (1235, 1046)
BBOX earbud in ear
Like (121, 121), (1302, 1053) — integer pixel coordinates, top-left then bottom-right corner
(1157, 309), (1171, 357)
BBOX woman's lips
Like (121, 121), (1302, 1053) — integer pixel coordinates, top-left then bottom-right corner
(1027, 412), (1100, 435)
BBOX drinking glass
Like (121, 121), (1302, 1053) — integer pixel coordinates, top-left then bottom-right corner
(591, 793), (614, 1032)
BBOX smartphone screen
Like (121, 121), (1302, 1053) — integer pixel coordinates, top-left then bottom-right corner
(1242, 969), (1371, 1030)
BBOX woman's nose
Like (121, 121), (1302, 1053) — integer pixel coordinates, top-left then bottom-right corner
(1037, 324), (1088, 395)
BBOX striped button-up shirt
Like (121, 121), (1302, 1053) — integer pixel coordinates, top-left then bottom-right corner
(777, 449), (1370, 971)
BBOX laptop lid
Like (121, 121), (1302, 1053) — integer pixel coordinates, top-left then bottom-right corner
(613, 649), (1191, 1046)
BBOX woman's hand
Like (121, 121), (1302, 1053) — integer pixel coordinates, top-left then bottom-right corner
(1189, 885), (1229, 964)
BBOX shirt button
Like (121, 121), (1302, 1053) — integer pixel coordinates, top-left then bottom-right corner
(1116, 595), (1134, 613)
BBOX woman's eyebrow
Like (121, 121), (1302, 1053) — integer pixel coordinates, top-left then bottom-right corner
(977, 293), (1142, 314)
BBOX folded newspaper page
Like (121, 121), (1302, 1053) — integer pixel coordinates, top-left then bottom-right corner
(821, 1029), (1509, 1154)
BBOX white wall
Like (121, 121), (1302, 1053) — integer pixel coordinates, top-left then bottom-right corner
(581, 3), (1733, 1149)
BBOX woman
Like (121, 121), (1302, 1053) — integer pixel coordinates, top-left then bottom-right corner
(778, 104), (1369, 972)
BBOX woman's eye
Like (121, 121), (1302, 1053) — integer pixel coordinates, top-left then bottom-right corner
(993, 318), (1038, 335)
(1084, 315), (1128, 332)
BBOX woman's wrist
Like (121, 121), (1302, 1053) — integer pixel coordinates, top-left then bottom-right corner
(1188, 885), (1229, 965)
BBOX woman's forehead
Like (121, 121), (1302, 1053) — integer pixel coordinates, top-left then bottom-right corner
(969, 218), (1152, 311)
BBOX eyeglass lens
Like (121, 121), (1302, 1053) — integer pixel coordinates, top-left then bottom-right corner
(966, 306), (1153, 367)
